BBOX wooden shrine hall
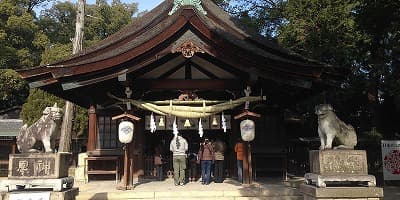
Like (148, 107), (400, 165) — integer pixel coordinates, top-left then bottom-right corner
(18, 0), (346, 187)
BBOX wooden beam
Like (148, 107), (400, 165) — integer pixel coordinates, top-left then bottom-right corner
(112, 113), (141, 121)
(133, 79), (243, 90)
(185, 62), (192, 79)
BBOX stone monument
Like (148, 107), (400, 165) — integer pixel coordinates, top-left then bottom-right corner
(0, 104), (77, 200)
(299, 104), (383, 200)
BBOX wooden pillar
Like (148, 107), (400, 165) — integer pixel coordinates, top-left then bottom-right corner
(87, 105), (97, 151)
(118, 144), (129, 190)
(248, 142), (253, 183)
(242, 141), (250, 184)
(11, 141), (16, 154)
(130, 118), (144, 187)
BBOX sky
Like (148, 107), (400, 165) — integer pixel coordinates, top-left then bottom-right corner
(89, 0), (164, 12)
(39, 0), (164, 13)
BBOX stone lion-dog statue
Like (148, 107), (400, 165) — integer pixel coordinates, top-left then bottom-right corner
(17, 103), (63, 153)
(315, 104), (357, 150)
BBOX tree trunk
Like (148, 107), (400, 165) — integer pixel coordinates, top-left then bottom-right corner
(59, 0), (85, 153)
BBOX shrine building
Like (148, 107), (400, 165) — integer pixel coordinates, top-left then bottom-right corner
(17, 0), (346, 184)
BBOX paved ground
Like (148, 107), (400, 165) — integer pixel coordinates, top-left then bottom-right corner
(74, 177), (400, 200)
(1, 177), (399, 199)
(75, 178), (302, 200)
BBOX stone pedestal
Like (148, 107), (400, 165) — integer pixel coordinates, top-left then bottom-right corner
(0, 176), (74, 192)
(8, 153), (70, 179)
(0, 153), (74, 192)
(73, 153), (87, 182)
(300, 150), (383, 200)
(305, 150), (376, 187)
(0, 188), (78, 200)
(300, 184), (383, 200)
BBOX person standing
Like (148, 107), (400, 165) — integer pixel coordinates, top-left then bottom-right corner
(154, 145), (163, 181)
(213, 138), (226, 183)
(170, 133), (188, 186)
(187, 152), (198, 182)
(234, 139), (244, 183)
(198, 138), (214, 185)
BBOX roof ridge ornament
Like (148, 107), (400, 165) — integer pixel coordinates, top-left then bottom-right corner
(174, 40), (205, 58)
(169, 0), (207, 15)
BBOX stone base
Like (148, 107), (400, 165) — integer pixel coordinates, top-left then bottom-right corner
(9, 153), (71, 179)
(73, 153), (87, 182)
(300, 184), (383, 200)
(305, 173), (376, 187)
(0, 188), (78, 200)
(0, 177), (74, 192)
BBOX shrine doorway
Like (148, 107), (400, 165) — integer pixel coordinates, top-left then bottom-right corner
(143, 129), (234, 180)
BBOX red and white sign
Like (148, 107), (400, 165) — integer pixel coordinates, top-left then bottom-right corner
(381, 140), (400, 180)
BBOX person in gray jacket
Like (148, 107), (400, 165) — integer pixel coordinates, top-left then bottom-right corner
(170, 133), (188, 186)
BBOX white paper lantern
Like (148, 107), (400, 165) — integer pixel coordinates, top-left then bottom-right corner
(118, 121), (134, 144)
(240, 119), (255, 141)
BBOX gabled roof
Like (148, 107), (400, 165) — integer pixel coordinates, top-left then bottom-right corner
(18, 0), (347, 108)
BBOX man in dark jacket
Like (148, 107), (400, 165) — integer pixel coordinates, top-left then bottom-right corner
(213, 139), (226, 183)
(198, 137), (214, 185)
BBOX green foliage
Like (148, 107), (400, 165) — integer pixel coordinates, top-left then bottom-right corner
(73, 105), (88, 137)
(85, 0), (138, 42)
(278, 0), (367, 67)
(0, 0), (50, 69)
(21, 89), (65, 126)
(0, 69), (29, 110)
(20, 89), (88, 137)
(37, 2), (76, 44)
(225, 0), (286, 37)
(18, 0), (138, 137)
(40, 43), (72, 65)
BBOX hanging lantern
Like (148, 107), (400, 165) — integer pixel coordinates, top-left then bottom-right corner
(211, 116), (218, 126)
(158, 117), (165, 127)
(184, 119), (191, 127)
(240, 119), (255, 141)
(118, 120), (134, 144)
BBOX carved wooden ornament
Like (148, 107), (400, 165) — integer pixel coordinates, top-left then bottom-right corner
(175, 40), (205, 58)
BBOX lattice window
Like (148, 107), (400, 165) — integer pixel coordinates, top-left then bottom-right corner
(97, 116), (122, 149)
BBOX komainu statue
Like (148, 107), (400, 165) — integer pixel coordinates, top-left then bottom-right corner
(17, 103), (63, 153)
(315, 104), (357, 150)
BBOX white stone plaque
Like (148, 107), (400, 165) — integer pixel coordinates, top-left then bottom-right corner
(381, 140), (400, 180)
(10, 192), (50, 200)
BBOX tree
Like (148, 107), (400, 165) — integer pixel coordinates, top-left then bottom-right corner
(278, 0), (367, 67)
(220, 0), (285, 37)
(20, 0), (139, 138)
(354, 0), (400, 132)
(0, 0), (50, 69)
(84, 0), (138, 42)
(20, 89), (65, 126)
(37, 2), (76, 44)
(0, 69), (29, 110)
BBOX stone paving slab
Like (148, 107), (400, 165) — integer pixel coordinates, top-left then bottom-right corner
(74, 178), (301, 200)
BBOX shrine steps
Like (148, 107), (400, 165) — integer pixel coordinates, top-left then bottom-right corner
(75, 178), (302, 200)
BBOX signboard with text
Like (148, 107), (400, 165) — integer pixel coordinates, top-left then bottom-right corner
(381, 140), (400, 180)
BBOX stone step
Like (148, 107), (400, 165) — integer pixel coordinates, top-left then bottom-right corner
(76, 188), (302, 200)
